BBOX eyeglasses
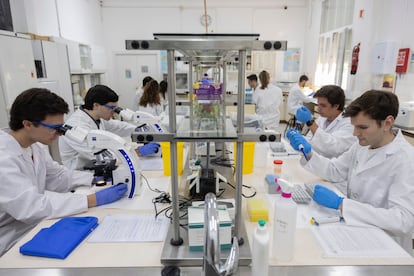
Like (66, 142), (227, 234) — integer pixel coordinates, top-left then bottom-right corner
(32, 120), (64, 134)
(103, 104), (117, 110)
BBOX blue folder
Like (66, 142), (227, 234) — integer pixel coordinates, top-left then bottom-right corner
(20, 216), (99, 259)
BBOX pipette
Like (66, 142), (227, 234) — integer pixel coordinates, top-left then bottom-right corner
(299, 145), (309, 161)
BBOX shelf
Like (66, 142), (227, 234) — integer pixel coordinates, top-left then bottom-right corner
(176, 118), (238, 141)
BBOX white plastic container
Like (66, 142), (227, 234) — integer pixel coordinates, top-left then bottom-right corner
(254, 142), (268, 168)
(272, 178), (297, 262)
(251, 219), (269, 276)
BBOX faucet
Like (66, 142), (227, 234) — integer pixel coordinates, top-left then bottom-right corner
(203, 193), (239, 276)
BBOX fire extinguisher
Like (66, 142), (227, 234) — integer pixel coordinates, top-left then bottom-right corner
(351, 43), (360, 75)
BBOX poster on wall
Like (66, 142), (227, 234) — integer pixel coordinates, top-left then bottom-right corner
(382, 74), (395, 89)
(283, 48), (300, 72)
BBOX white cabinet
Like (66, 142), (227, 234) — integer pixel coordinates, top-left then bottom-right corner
(57, 39), (106, 74)
(0, 32), (37, 112)
(90, 44), (107, 72)
(37, 40), (74, 114)
(64, 40), (82, 73)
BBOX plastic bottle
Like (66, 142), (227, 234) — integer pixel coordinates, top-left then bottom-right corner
(251, 219), (269, 276)
(273, 159), (283, 174)
(272, 178), (297, 262)
(254, 142), (268, 168)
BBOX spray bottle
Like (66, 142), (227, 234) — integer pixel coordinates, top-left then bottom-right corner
(272, 178), (297, 262)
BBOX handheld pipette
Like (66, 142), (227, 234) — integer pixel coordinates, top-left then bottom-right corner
(299, 145), (309, 161)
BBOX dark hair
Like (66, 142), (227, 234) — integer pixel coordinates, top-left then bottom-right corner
(246, 74), (258, 82)
(313, 85), (346, 111)
(299, 75), (309, 82)
(9, 88), (69, 131)
(83, 85), (119, 110)
(159, 80), (168, 100)
(139, 80), (160, 106)
(142, 76), (153, 87)
(259, 71), (270, 89)
(343, 90), (399, 126)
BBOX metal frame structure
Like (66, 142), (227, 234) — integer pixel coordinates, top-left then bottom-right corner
(128, 34), (285, 266)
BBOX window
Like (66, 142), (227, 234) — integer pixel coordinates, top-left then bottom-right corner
(315, 0), (354, 90)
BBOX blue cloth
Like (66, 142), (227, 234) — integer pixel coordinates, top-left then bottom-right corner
(19, 216), (98, 259)
(295, 106), (312, 123)
(313, 185), (344, 209)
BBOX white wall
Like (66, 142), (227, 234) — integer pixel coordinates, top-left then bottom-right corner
(100, 0), (309, 87)
(345, 0), (414, 102)
(14, 0), (414, 104)
(19, 0), (103, 46)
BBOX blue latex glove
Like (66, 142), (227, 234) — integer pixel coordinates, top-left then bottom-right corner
(95, 183), (128, 206)
(137, 142), (160, 156)
(286, 128), (312, 154)
(313, 184), (344, 209)
(286, 128), (300, 140)
(295, 106), (312, 123)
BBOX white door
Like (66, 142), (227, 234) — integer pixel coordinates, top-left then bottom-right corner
(114, 53), (160, 111)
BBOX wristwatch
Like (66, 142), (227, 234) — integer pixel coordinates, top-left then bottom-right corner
(306, 119), (315, 127)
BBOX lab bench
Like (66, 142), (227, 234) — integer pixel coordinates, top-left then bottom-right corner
(0, 156), (413, 274)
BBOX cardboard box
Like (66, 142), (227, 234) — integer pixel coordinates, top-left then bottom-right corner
(187, 206), (232, 251)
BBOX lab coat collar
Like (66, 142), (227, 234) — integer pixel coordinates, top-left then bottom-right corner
(0, 129), (27, 157)
(80, 107), (101, 129)
(355, 128), (405, 174)
(320, 113), (344, 131)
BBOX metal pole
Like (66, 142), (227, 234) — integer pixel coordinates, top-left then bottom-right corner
(235, 50), (246, 242)
(167, 49), (183, 245)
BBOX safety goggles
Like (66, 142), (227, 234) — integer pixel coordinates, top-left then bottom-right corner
(32, 120), (66, 134)
(103, 104), (117, 110)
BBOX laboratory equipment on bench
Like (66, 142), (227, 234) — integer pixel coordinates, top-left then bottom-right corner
(115, 107), (166, 132)
(394, 101), (414, 129)
(58, 125), (142, 198)
(83, 149), (117, 185)
(187, 169), (228, 200)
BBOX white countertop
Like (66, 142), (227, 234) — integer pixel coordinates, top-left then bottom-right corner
(0, 153), (413, 268)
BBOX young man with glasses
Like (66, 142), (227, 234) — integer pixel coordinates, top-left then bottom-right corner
(59, 85), (159, 170)
(0, 88), (128, 256)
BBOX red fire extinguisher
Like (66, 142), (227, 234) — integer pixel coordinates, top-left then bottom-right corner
(351, 43), (360, 75)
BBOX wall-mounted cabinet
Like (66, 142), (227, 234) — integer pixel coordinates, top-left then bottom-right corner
(55, 38), (106, 74)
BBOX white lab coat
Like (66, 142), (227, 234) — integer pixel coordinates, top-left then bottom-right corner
(287, 84), (315, 115)
(133, 87), (144, 111)
(59, 108), (136, 170)
(138, 103), (164, 116)
(305, 114), (357, 158)
(0, 129), (92, 256)
(302, 129), (414, 253)
(252, 84), (283, 130)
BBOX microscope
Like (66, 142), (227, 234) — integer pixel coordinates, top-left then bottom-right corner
(57, 125), (143, 198)
(114, 107), (166, 133)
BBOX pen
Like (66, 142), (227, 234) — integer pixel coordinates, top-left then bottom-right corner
(310, 216), (343, 226)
